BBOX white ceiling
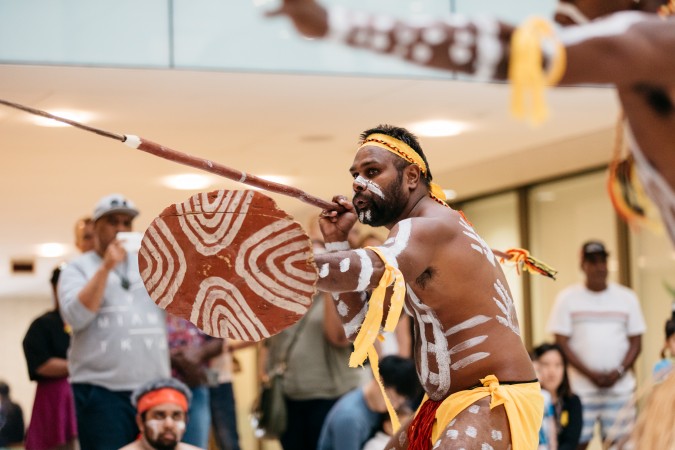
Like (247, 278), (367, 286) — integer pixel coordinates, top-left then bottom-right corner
(0, 64), (619, 294)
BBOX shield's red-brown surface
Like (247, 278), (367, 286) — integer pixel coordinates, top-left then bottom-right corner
(139, 190), (317, 341)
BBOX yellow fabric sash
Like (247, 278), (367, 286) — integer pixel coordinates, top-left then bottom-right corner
(420, 375), (544, 450)
(348, 246), (407, 433)
(348, 246), (406, 368)
(509, 17), (566, 126)
(359, 133), (447, 205)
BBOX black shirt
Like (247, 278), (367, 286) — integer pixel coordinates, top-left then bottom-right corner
(22, 310), (70, 381)
(556, 394), (583, 450)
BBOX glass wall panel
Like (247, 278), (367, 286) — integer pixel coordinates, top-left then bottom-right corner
(454, 0), (556, 24)
(528, 171), (618, 346)
(459, 192), (526, 341)
(0, 0), (170, 66)
(0, 0), (557, 76)
(173, 0), (454, 77)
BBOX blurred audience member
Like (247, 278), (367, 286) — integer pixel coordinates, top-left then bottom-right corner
(58, 193), (170, 450)
(22, 265), (78, 450)
(653, 307), (675, 382)
(532, 343), (582, 450)
(258, 237), (362, 449)
(0, 380), (24, 448)
(209, 340), (255, 450)
(74, 217), (94, 253)
(361, 406), (414, 450)
(317, 355), (421, 450)
(120, 377), (201, 450)
(629, 369), (675, 450)
(547, 240), (645, 449)
(166, 315), (223, 449)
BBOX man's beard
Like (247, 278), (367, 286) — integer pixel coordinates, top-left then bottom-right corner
(146, 434), (179, 450)
(354, 175), (406, 227)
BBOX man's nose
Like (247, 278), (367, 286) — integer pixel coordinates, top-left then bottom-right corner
(353, 176), (367, 192)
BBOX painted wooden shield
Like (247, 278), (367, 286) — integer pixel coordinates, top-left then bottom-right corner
(139, 189), (317, 341)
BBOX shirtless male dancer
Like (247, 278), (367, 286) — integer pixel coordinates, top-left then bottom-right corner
(312, 124), (542, 450)
(270, 0), (675, 246)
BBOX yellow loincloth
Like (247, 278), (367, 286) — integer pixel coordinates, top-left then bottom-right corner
(420, 374), (544, 449)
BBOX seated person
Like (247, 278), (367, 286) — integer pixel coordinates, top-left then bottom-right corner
(652, 311), (675, 381)
(362, 406), (414, 450)
(317, 355), (421, 450)
(120, 378), (201, 450)
(532, 343), (583, 450)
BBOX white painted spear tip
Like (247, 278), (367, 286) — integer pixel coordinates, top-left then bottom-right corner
(123, 134), (141, 149)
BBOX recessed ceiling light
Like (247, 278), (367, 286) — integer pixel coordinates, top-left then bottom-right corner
(408, 120), (470, 137)
(32, 109), (93, 127)
(36, 242), (69, 258)
(161, 173), (215, 190)
(443, 189), (458, 200)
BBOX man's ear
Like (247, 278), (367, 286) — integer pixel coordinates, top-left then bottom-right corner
(404, 164), (422, 189)
(135, 413), (144, 434)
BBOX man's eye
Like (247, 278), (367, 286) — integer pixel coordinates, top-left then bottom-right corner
(367, 169), (378, 177)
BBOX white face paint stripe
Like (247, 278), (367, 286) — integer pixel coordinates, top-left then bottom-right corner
(491, 430), (503, 441)
(339, 258), (350, 273)
(446, 429), (459, 440)
(468, 405), (480, 414)
(355, 249), (373, 291)
(445, 315), (492, 336)
(354, 175), (385, 199)
(465, 426), (478, 438)
(319, 263), (329, 278)
(451, 352), (490, 371)
(559, 12), (645, 46)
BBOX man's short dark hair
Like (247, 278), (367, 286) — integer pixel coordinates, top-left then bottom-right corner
(379, 355), (422, 400)
(359, 124), (433, 187)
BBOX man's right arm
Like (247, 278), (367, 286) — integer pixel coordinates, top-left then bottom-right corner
(270, 0), (515, 80)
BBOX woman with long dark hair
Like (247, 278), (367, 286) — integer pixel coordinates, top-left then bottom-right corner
(532, 343), (583, 450)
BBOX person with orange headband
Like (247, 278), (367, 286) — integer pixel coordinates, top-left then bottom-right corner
(270, 0), (675, 248)
(120, 378), (201, 450)
(310, 124), (543, 450)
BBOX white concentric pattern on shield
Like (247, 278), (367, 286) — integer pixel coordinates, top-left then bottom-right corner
(236, 220), (315, 315)
(139, 218), (187, 309)
(191, 277), (270, 340)
(176, 190), (254, 256)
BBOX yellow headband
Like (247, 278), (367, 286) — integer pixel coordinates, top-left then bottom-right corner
(359, 133), (447, 203)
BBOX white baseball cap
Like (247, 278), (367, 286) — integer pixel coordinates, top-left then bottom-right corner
(92, 193), (139, 222)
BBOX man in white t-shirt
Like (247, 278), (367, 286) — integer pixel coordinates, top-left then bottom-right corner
(547, 240), (645, 449)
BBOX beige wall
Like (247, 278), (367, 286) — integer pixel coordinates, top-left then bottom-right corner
(0, 292), (52, 425)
